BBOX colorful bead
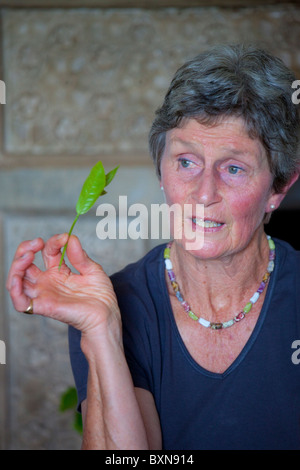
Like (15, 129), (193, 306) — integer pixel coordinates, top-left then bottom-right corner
(250, 292), (260, 304)
(257, 282), (266, 293)
(176, 291), (183, 302)
(188, 311), (199, 321)
(181, 301), (190, 312)
(211, 322), (223, 330)
(235, 312), (245, 322)
(199, 317), (211, 328)
(243, 302), (253, 314)
(171, 281), (179, 292)
(164, 236), (275, 330)
(262, 272), (270, 283)
(268, 239), (275, 250)
(269, 251), (275, 260)
(222, 319), (235, 329)
(164, 258), (173, 270)
(267, 261), (274, 273)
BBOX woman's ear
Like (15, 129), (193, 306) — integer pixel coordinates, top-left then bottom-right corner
(267, 172), (299, 213)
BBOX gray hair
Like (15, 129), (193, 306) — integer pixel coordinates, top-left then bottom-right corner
(149, 44), (300, 193)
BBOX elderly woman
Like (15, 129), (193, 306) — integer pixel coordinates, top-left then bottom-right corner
(6, 44), (300, 450)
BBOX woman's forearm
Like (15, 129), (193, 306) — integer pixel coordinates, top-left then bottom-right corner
(5, 233), (148, 449)
(80, 324), (149, 450)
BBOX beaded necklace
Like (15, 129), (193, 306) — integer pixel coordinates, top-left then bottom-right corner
(164, 236), (275, 330)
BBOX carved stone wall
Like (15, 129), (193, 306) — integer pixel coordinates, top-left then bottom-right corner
(1, 5), (300, 450)
(2, 7), (300, 163)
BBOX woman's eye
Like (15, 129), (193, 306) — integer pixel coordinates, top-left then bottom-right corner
(179, 158), (192, 168)
(228, 165), (243, 175)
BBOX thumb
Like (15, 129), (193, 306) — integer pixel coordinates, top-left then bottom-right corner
(66, 235), (100, 275)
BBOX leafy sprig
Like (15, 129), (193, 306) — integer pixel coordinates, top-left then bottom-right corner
(59, 161), (119, 269)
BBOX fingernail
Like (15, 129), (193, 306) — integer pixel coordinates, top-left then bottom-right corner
(57, 233), (67, 240)
(29, 238), (39, 247)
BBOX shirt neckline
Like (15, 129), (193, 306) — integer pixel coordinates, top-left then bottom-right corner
(159, 239), (280, 379)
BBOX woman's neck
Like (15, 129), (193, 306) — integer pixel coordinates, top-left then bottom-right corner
(169, 231), (270, 323)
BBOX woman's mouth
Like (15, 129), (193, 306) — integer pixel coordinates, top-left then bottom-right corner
(191, 218), (224, 229)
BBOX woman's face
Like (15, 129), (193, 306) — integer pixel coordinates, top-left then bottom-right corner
(160, 117), (279, 260)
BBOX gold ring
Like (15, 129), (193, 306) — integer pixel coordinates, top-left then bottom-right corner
(23, 299), (34, 315)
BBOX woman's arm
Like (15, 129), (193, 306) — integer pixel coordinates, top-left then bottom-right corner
(80, 330), (150, 450)
(6, 233), (161, 450)
(81, 382), (162, 450)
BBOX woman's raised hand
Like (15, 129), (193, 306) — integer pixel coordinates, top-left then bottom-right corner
(6, 234), (121, 336)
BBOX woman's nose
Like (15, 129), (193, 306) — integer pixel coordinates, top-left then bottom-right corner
(193, 170), (221, 206)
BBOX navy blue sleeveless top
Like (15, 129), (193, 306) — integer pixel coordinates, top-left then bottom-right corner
(69, 238), (300, 450)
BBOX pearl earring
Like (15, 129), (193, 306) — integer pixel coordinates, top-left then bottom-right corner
(270, 204), (275, 210)
(161, 186), (164, 191)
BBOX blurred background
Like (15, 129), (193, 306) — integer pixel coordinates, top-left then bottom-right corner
(0, 0), (299, 450)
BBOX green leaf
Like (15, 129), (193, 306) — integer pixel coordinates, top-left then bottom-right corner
(105, 165), (119, 187)
(59, 386), (78, 412)
(58, 161), (119, 269)
(59, 387), (83, 435)
(74, 412), (83, 434)
(76, 161), (106, 215)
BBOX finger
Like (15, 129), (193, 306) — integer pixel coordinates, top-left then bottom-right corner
(7, 238), (44, 289)
(6, 250), (35, 291)
(13, 238), (44, 261)
(41, 233), (69, 269)
(9, 274), (33, 313)
(24, 264), (42, 284)
(66, 235), (101, 275)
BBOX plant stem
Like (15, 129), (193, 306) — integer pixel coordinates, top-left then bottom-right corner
(58, 213), (80, 270)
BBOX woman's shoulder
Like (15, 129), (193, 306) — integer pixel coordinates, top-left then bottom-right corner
(273, 237), (300, 277)
(110, 243), (166, 293)
(110, 244), (167, 330)
(274, 237), (300, 259)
